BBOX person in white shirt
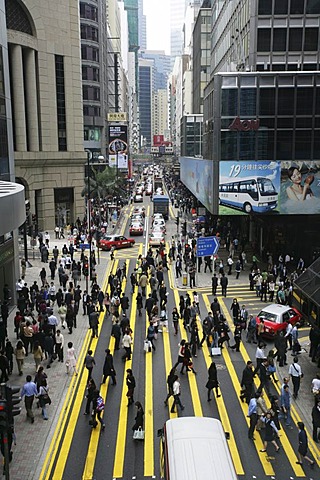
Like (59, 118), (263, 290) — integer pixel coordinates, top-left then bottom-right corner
(48, 313), (59, 335)
(55, 330), (64, 362)
(285, 322), (293, 350)
(289, 357), (303, 399)
(122, 332), (132, 361)
(311, 374), (320, 395)
(170, 376), (185, 414)
(253, 343), (266, 376)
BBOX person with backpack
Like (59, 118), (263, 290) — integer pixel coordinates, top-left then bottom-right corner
(90, 389), (105, 430)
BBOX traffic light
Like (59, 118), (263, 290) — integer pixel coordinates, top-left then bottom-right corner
(83, 262), (89, 277)
(0, 399), (7, 430)
(175, 216), (180, 226)
(4, 386), (21, 426)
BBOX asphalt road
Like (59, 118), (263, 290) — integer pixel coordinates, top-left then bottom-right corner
(48, 196), (318, 480)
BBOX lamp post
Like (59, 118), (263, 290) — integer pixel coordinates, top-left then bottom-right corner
(87, 152), (92, 287)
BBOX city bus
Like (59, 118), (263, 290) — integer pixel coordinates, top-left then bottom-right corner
(153, 194), (169, 220)
(158, 417), (237, 480)
(219, 176), (278, 213)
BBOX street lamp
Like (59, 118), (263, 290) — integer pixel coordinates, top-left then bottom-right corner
(86, 152), (92, 287)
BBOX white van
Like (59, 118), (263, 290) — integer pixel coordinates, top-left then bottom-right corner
(158, 417), (237, 480)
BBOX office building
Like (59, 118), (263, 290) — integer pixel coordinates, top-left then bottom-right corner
(0, 0), (27, 302)
(152, 89), (168, 138)
(5, 0), (86, 230)
(139, 58), (153, 148)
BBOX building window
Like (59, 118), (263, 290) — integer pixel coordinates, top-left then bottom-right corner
(306, 0), (320, 14)
(276, 131), (293, 159)
(81, 45), (99, 62)
(275, 0), (288, 14)
(259, 88), (275, 115)
(83, 86), (100, 101)
(290, 0), (305, 14)
(273, 29), (287, 51)
(82, 66), (99, 82)
(289, 28), (303, 50)
(80, 25), (98, 42)
(295, 130), (312, 159)
(258, 0), (272, 15)
(277, 88), (295, 115)
(83, 105), (101, 117)
(55, 55), (67, 151)
(84, 127), (101, 141)
(257, 29), (271, 51)
(221, 89), (238, 116)
(80, 3), (98, 21)
(296, 87), (314, 115)
(304, 28), (319, 50)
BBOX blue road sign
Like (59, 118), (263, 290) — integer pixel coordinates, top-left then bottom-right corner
(196, 236), (219, 257)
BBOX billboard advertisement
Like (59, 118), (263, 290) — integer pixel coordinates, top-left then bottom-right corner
(108, 153), (128, 169)
(218, 161), (320, 215)
(108, 125), (128, 154)
(153, 135), (164, 146)
(180, 157), (214, 213)
(280, 161), (320, 214)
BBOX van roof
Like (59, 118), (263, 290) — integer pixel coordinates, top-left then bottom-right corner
(165, 417), (237, 480)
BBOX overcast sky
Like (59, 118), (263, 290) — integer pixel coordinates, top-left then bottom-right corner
(144, 0), (170, 55)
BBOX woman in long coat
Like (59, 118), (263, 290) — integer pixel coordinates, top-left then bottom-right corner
(132, 401), (144, 431)
(102, 349), (116, 385)
(206, 361), (221, 401)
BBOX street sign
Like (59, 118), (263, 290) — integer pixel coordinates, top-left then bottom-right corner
(196, 236), (219, 257)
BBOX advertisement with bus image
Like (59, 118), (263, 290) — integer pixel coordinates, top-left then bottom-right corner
(219, 161), (280, 215)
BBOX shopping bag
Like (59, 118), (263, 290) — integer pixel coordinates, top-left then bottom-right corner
(133, 427), (145, 440)
(144, 340), (151, 353)
(211, 347), (221, 356)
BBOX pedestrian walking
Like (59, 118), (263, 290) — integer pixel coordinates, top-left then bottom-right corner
(147, 321), (156, 351)
(220, 274), (228, 297)
(136, 292), (143, 316)
(248, 392), (259, 440)
(33, 341), (43, 371)
(296, 422), (315, 468)
(111, 320), (121, 350)
(55, 329), (64, 362)
(280, 383), (293, 428)
(172, 307), (179, 336)
(21, 375), (38, 423)
(312, 399), (320, 443)
(66, 342), (78, 375)
(240, 360), (255, 404)
(84, 378), (96, 415)
(164, 367), (176, 406)
(14, 340), (26, 376)
(289, 356), (303, 398)
(170, 375), (185, 413)
(38, 379), (50, 420)
(173, 340), (186, 371)
(259, 411), (281, 453)
(253, 343), (266, 376)
(102, 349), (116, 385)
(122, 329), (133, 361)
(89, 309), (99, 339)
(132, 401), (144, 436)
(84, 350), (96, 382)
(212, 273), (218, 295)
(126, 369), (136, 406)
(230, 325), (242, 352)
(206, 361), (221, 401)
(90, 388), (105, 430)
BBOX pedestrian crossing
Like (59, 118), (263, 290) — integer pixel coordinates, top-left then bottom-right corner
(40, 258), (318, 480)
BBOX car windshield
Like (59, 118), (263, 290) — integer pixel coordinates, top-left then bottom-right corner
(259, 311), (280, 324)
(102, 236), (113, 241)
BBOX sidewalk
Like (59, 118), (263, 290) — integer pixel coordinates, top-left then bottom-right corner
(7, 208), (129, 480)
(166, 217), (318, 453)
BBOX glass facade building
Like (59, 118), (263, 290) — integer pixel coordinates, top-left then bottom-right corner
(180, 115), (203, 157)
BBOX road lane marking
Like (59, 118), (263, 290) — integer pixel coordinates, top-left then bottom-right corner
(219, 297), (305, 477)
(41, 259), (114, 480)
(113, 244), (143, 478)
(144, 284), (154, 477)
(82, 268), (128, 479)
(200, 293), (244, 475)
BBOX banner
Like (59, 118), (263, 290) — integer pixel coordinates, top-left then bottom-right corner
(180, 157), (214, 213)
(218, 160), (320, 215)
(108, 124), (128, 154)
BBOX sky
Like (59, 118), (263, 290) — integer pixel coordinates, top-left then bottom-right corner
(144, 0), (171, 55)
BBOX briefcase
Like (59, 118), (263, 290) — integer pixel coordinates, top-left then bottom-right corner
(211, 347), (221, 356)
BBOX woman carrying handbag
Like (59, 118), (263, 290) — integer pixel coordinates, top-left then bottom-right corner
(132, 401), (144, 440)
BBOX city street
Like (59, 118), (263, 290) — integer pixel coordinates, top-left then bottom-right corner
(36, 196), (319, 480)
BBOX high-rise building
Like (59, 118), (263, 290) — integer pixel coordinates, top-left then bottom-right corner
(170, 0), (188, 60)
(4, 0), (86, 230)
(124, 0), (139, 93)
(139, 58), (153, 148)
(138, 0), (147, 50)
(152, 89), (168, 138)
(192, 5), (211, 113)
(139, 50), (171, 90)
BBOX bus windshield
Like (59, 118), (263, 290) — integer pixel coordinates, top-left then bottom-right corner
(258, 178), (277, 195)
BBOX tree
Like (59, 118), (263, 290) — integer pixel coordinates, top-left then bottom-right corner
(81, 165), (126, 201)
